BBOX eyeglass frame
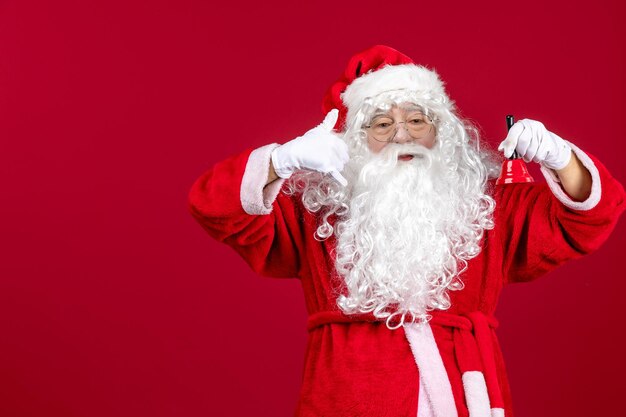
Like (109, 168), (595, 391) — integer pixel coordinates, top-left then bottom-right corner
(362, 110), (438, 143)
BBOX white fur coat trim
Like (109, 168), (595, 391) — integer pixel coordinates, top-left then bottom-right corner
(461, 371), (491, 417)
(404, 322), (459, 417)
(491, 408), (505, 417)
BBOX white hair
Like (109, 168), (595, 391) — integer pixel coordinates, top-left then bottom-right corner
(285, 91), (501, 329)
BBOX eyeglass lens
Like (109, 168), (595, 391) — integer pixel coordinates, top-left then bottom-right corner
(368, 113), (433, 142)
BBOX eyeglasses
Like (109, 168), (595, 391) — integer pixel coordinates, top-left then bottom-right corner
(364, 112), (436, 143)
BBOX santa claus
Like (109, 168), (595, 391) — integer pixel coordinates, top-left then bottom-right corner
(188, 45), (625, 416)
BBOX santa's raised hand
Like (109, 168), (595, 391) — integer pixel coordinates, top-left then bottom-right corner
(498, 119), (572, 170)
(271, 109), (350, 186)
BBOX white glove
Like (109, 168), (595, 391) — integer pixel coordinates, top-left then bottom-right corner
(498, 119), (572, 170)
(271, 109), (350, 186)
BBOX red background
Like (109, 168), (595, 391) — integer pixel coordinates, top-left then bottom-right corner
(1, 0), (625, 416)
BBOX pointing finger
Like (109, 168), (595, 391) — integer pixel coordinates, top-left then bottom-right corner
(329, 170), (348, 187)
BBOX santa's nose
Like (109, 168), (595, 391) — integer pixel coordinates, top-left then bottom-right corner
(393, 124), (412, 143)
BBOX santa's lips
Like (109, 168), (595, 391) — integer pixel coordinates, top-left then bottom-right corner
(398, 154), (415, 161)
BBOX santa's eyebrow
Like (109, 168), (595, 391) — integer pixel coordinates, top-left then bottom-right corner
(371, 110), (391, 117)
(371, 106), (426, 118)
(401, 104), (426, 113)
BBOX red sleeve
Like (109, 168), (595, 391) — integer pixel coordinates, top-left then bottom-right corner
(495, 144), (626, 284)
(187, 144), (305, 279)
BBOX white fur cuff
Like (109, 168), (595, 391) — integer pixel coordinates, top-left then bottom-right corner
(240, 143), (286, 215)
(540, 141), (601, 211)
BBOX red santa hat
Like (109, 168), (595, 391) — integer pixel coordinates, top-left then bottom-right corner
(322, 45), (452, 131)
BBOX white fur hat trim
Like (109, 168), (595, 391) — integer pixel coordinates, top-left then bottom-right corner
(340, 64), (451, 125)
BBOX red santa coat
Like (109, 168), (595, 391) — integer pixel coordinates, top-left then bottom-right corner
(188, 142), (625, 417)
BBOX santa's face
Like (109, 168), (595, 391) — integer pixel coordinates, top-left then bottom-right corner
(365, 104), (437, 154)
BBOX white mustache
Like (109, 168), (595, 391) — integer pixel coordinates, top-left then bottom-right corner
(363, 143), (433, 170)
(380, 143), (431, 158)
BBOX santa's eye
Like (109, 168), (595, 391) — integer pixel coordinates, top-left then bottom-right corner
(407, 113), (428, 123)
(371, 118), (394, 129)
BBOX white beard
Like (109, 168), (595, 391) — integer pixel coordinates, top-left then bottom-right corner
(335, 143), (486, 328)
